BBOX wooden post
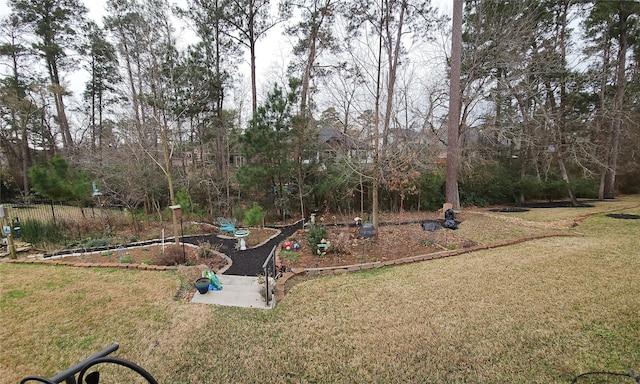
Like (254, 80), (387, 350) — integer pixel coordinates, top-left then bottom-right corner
(0, 205), (17, 259)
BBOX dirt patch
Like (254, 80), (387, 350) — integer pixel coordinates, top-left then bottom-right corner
(55, 244), (229, 271)
(276, 213), (477, 271)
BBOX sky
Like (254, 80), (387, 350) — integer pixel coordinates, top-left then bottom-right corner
(0, 0), (453, 106)
(77, 0), (452, 82)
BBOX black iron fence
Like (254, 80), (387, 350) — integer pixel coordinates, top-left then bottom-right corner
(0, 200), (129, 250)
(1, 200), (109, 224)
(262, 245), (277, 307)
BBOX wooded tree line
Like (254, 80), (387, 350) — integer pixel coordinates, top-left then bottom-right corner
(0, 0), (638, 222)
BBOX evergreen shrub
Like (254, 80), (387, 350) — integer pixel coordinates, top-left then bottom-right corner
(306, 225), (327, 255)
(244, 202), (265, 227)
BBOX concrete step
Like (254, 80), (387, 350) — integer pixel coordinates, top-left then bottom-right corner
(190, 275), (274, 309)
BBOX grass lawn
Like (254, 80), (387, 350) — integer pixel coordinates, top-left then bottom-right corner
(1, 197), (639, 383)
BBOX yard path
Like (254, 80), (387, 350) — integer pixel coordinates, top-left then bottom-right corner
(183, 222), (302, 276)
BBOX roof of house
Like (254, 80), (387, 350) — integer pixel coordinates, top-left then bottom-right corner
(317, 127), (371, 150)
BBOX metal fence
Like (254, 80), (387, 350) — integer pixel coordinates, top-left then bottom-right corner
(262, 245), (278, 307)
(0, 200), (127, 247)
(1, 200), (108, 223)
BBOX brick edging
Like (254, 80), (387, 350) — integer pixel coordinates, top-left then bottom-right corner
(274, 231), (583, 299)
(1, 258), (177, 271)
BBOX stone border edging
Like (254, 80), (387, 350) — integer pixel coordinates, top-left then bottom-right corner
(1, 257), (177, 271)
(274, 203), (640, 300)
(274, 231), (584, 300)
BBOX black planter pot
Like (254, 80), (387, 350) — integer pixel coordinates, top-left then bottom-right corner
(195, 278), (210, 294)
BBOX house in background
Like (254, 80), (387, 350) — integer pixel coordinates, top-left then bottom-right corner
(314, 126), (373, 164)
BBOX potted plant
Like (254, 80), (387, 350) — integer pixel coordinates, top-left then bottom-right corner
(194, 277), (210, 294)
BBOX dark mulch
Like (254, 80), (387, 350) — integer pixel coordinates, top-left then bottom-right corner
(606, 213), (640, 220)
(520, 200), (595, 208)
(489, 207), (530, 213)
(183, 223), (302, 276)
(491, 200), (596, 211)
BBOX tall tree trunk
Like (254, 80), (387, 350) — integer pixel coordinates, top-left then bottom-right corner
(381, 0), (406, 148)
(372, 0), (385, 235)
(21, 119), (31, 195)
(605, 6), (629, 199)
(446, 0), (463, 210)
(117, 29), (143, 139)
(597, 28), (611, 200)
(300, 30), (318, 118)
(46, 58), (73, 151)
(250, 30), (258, 113)
(555, 0), (578, 206)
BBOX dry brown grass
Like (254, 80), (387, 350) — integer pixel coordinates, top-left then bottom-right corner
(2, 197), (640, 383)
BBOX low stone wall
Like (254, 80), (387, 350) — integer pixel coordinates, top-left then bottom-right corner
(1, 257), (176, 271)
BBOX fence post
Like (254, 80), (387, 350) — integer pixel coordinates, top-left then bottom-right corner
(50, 200), (57, 225)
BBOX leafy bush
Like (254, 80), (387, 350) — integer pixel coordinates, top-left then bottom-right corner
(460, 162), (517, 206)
(85, 238), (111, 248)
(306, 225), (327, 255)
(20, 219), (61, 245)
(538, 177), (568, 201)
(572, 177), (598, 198)
(417, 170), (446, 211)
(278, 251), (299, 262)
(618, 170), (640, 194)
(244, 202), (265, 227)
(515, 175), (544, 201)
(174, 188), (191, 213)
(119, 254), (135, 264)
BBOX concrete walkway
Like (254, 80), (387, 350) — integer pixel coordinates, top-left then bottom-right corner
(190, 274), (274, 309)
(186, 222), (301, 309)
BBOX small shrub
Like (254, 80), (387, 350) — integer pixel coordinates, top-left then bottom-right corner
(85, 238), (111, 248)
(197, 241), (220, 258)
(21, 219), (61, 245)
(119, 254), (135, 264)
(539, 178), (568, 201)
(306, 225), (327, 255)
(244, 202), (265, 227)
(572, 177), (598, 198)
(174, 188), (191, 213)
(152, 245), (185, 266)
(417, 170), (446, 211)
(419, 239), (434, 247)
(278, 251), (299, 262)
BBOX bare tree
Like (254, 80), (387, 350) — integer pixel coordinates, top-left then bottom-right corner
(222, 0), (286, 113)
(9, 0), (89, 152)
(445, 0), (462, 209)
(585, 1), (640, 199)
(0, 15), (38, 195)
